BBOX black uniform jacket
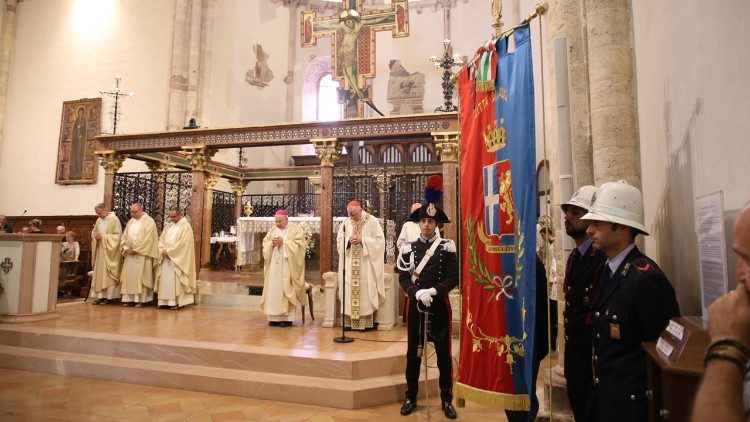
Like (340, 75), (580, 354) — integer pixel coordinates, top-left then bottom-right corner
(564, 243), (606, 350)
(590, 246), (680, 412)
(398, 237), (459, 303)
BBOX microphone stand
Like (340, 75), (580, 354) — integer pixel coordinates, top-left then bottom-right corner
(334, 219), (354, 343)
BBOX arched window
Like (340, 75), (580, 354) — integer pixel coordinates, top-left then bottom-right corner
(383, 146), (401, 163)
(317, 74), (340, 121)
(411, 144), (431, 162)
(536, 159), (551, 218)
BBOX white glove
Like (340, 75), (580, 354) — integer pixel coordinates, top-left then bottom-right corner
(427, 287), (437, 297)
(415, 289), (433, 307)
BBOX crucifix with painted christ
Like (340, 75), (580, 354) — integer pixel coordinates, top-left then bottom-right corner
(301, 0), (409, 118)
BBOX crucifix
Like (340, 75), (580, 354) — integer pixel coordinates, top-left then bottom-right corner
(301, 0), (409, 118)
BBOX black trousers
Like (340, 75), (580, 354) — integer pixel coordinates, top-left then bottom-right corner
(404, 296), (453, 403)
(565, 343), (593, 422)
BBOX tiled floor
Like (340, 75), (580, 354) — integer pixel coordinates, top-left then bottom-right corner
(0, 369), (509, 421)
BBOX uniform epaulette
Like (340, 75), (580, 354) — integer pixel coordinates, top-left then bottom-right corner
(400, 243), (414, 256)
(440, 239), (456, 253)
(632, 258), (654, 275)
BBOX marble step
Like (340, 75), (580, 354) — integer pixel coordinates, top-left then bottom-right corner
(0, 344), (437, 409)
(0, 326), (405, 380)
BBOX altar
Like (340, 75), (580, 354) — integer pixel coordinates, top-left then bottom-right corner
(235, 216), (397, 271)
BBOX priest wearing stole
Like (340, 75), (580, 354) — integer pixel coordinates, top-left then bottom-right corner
(90, 203), (122, 305)
(336, 200), (385, 331)
(261, 209), (307, 327)
(156, 207), (196, 310)
(120, 202), (159, 307)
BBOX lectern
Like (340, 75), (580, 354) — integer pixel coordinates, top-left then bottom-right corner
(0, 234), (62, 323)
(642, 316), (710, 421)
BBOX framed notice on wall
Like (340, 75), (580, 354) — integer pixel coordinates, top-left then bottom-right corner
(695, 191), (729, 318)
(55, 97), (102, 185)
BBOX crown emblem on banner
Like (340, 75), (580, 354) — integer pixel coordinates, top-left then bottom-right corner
(484, 119), (507, 152)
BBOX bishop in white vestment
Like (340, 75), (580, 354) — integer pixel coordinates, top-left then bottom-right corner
(336, 201), (385, 331)
(261, 209), (307, 326)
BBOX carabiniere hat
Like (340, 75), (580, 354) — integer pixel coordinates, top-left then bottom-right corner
(408, 175), (450, 224)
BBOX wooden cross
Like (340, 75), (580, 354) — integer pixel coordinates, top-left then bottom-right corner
(301, 0), (409, 117)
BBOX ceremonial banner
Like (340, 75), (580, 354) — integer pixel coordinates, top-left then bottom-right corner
(456, 24), (537, 410)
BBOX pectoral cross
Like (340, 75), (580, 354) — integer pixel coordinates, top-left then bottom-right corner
(301, 0), (409, 118)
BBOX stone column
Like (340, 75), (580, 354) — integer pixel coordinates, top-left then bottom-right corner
(433, 131), (459, 241)
(311, 138), (340, 275)
(585, 0), (640, 187)
(0, 0), (20, 156)
(183, 145), (215, 271)
(95, 150), (125, 210)
(167, 0), (216, 130)
(307, 174), (322, 216)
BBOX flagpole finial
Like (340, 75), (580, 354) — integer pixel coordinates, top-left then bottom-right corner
(491, 0), (503, 37)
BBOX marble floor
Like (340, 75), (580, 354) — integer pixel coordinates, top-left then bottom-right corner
(0, 368), (510, 421)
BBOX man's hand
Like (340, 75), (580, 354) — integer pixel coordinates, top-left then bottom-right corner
(94, 232), (102, 240)
(415, 289), (433, 307)
(349, 234), (361, 245)
(708, 283), (750, 348)
(272, 236), (283, 247)
(162, 250), (169, 258)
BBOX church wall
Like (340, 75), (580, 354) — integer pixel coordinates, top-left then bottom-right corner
(0, 0), (173, 215)
(632, 0), (750, 315)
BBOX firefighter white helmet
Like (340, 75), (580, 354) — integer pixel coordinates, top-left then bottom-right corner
(561, 185), (598, 212)
(581, 180), (648, 235)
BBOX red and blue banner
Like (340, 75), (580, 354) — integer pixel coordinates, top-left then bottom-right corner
(456, 24), (537, 410)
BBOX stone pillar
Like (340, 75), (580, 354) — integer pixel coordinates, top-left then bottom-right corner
(322, 271), (338, 328)
(0, 0), (20, 156)
(307, 174), (322, 216)
(167, 0), (216, 130)
(377, 271), (398, 330)
(183, 145), (215, 271)
(585, 0), (640, 187)
(284, 1), (298, 122)
(230, 179), (249, 221)
(95, 150), (125, 210)
(311, 137), (340, 275)
(433, 131), (459, 241)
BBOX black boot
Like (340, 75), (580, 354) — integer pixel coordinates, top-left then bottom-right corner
(442, 401), (457, 419)
(400, 398), (416, 416)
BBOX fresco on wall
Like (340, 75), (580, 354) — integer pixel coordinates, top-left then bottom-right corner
(246, 44), (274, 89)
(386, 59), (424, 115)
(55, 98), (102, 185)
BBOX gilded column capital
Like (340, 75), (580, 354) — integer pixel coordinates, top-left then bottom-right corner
(204, 172), (221, 190)
(432, 131), (460, 163)
(307, 175), (322, 194)
(229, 179), (249, 197)
(94, 150), (126, 175)
(311, 137), (341, 167)
(145, 161), (173, 172)
(182, 145), (216, 171)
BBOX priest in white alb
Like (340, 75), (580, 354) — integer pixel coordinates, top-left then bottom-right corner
(261, 209), (307, 327)
(156, 207), (196, 310)
(120, 202), (160, 307)
(89, 202), (122, 305)
(336, 200), (385, 331)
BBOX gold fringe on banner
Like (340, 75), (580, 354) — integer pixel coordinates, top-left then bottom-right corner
(456, 383), (531, 410)
(475, 81), (495, 92)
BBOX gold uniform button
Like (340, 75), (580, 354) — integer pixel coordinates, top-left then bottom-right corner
(594, 377), (599, 384)
(596, 333), (601, 339)
(629, 395), (636, 401)
(595, 312), (600, 317)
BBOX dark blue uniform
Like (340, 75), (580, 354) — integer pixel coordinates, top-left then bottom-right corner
(398, 236), (459, 404)
(563, 243), (606, 422)
(586, 246), (680, 422)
